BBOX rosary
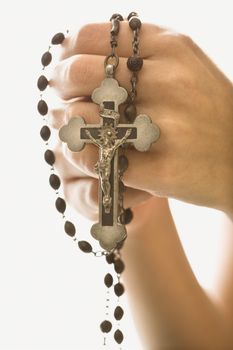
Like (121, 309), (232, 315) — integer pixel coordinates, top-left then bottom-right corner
(37, 12), (160, 348)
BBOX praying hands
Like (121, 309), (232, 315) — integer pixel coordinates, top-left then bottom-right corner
(48, 21), (233, 349)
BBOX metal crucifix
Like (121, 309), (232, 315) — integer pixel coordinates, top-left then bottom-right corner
(59, 65), (160, 251)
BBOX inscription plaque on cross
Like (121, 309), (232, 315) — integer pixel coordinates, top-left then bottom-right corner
(59, 75), (160, 251)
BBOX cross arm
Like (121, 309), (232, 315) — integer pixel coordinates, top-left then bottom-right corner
(59, 116), (101, 152)
(118, 115), (160, 152)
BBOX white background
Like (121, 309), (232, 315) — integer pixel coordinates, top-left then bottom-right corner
(0, 0), (232, 349)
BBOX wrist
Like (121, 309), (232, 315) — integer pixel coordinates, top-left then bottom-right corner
(216, 89), (233, 218)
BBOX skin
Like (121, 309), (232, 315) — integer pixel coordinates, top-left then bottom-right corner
(48, 21), (233, 349)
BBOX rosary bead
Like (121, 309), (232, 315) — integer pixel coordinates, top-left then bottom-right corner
(120, 207), (133, 225)
(37, 100), (48, 116)
(118, 155), (128, 173)
(106, 252), (115, 264)
(49, 174), (61, 190)
(78, 241), (93, 253)
(114, 306), (124, 320)
(127, 56), (143, 72)
(64, 220), (76, 237)
(55, 197), (66, 214)
(129, 17), (142, 30)
(124, 103), (137, 122)
(37, 75), (49, 91)
(125, 208), (133, 224)
(51, 32), (65, 45)
(40, 125), (51, 141)
(104, 273), (113, 288)
(127, 11), (138, 21)
(114, 329), (124, 344)
(114, 259), (125, 274)
(41, 51), (52, 67)
(44, 149), (55, 166)
(100, 320), (112, 333)
(114, 282), (124, 297)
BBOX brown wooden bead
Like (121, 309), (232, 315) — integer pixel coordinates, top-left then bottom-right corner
(120, 208), (133, 225)
(114, 306), (124, 320)
(64, 221), (76, 237)
(114, 282), (124, 297)
(129, 17), (141, 30)
(37, 100), (48, 116)
(51, 32), (65, 45)
(41, 51), (52, 66)
(44, 149), (55, 166)
(125, 208), (133, 224)
(114, 259), (125, 274)
(127, 56), (143, 72)
(37, 75), (49, 91)
(40, 125), (51, 141)
(104, 273), (113, 288)
(55, 197), (66, 214)
(78, 241), (93, 253)
(49, 174), (61, 190)
(114, 329), (124, 344)
(124, 103), (137, 122)
(100, 320), (112, 333)
(106, 252), (115, 264)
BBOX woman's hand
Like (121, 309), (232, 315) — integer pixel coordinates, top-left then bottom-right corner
(49, 22), (233, 217)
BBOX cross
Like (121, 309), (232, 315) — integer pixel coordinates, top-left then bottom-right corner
(59, 74), (160, 251)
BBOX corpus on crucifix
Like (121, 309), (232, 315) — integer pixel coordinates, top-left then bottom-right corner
(85, 126), (132, 213)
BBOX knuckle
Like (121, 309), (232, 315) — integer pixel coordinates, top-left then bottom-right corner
(160, 32), (194, 51)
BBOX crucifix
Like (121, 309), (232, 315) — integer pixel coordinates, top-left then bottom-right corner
(59, 64), (160, 252)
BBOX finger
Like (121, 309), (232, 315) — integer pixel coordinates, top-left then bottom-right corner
(60, 22), (165, 60)
(63, 176), (152, 222)
(48, 101), (99, 130)
(50, 54), (152, 101)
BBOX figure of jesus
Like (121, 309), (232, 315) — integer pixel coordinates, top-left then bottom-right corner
(85, 126), (132, 213)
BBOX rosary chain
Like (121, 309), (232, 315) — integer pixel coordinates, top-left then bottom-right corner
(123, 12), (143, 125)
(104, 14), (123, 73)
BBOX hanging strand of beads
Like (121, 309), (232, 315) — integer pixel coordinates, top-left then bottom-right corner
(37, 30), (111, 255)
(37, 30), (113, 348)
(37, 12), (145, 348)
(125, 11), (143, 122)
